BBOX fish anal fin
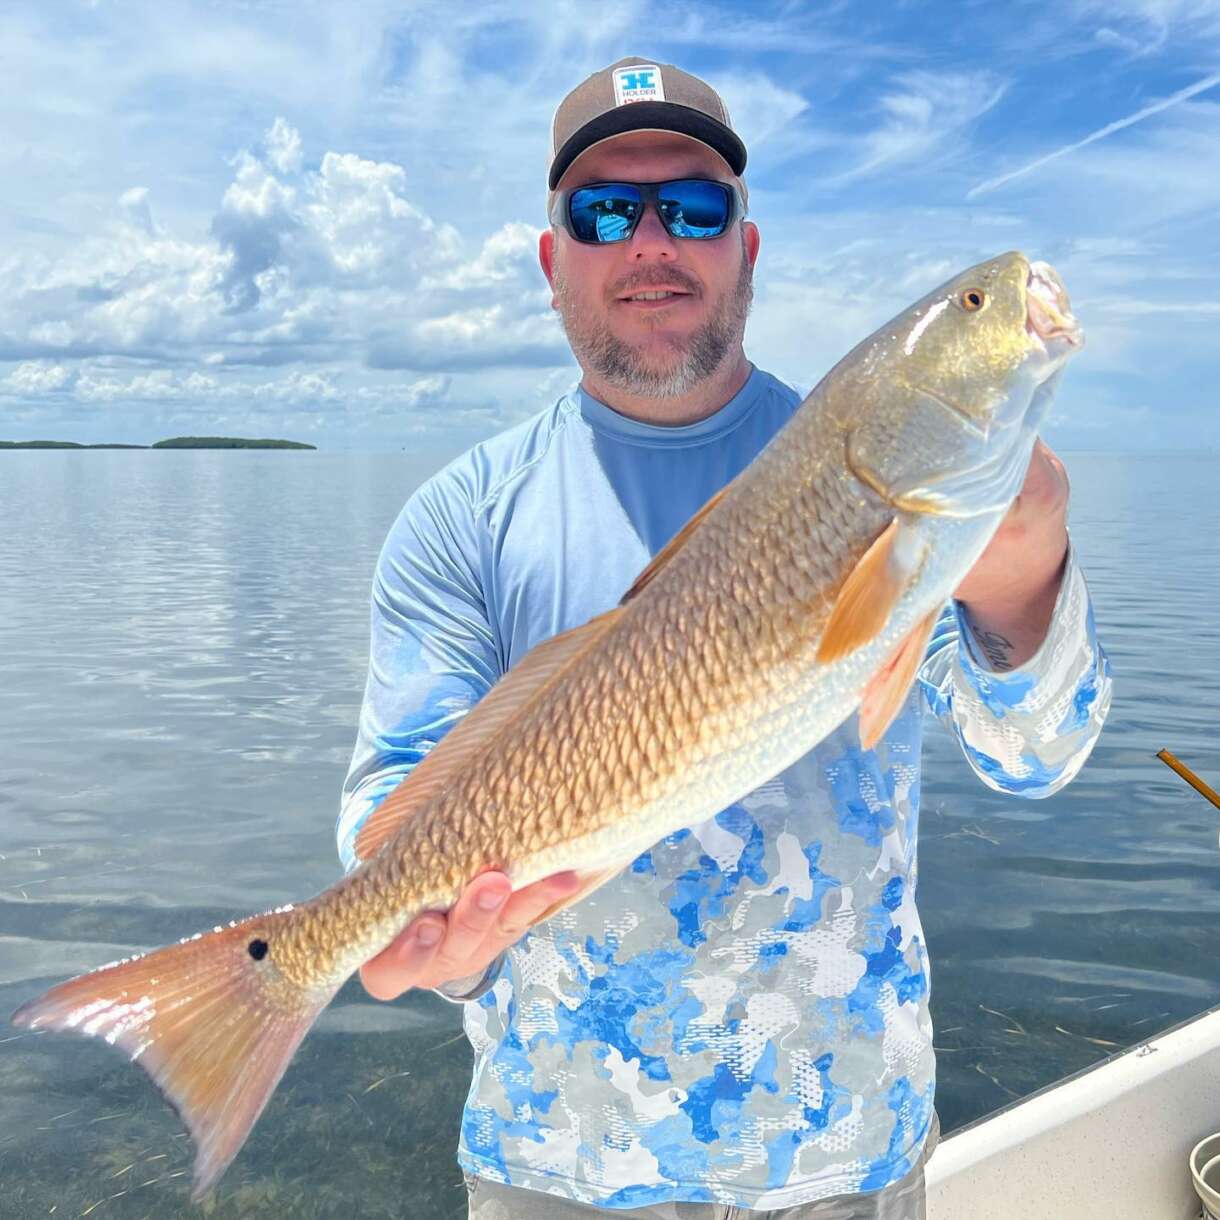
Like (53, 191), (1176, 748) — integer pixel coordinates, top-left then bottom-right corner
(858, 608), (939, 750)
(532, 863), (629, 927)
(816, 519), (923, 664)
(620, 484), (731, 605)
(353, 605), (627, 863)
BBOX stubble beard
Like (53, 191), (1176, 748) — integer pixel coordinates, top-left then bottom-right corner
(552, 243), (754, 399)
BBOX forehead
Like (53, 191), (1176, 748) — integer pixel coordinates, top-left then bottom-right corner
(562, 131), (732, 186)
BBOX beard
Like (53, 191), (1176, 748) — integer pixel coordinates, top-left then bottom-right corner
(552, 243), (754, 398)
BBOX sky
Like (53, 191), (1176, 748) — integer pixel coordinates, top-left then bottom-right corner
(1, 0), (1218, 455)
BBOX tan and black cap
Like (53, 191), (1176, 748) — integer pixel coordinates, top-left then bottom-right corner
(548, 57), (747, 190)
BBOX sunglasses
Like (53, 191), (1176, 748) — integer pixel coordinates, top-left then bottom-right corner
(549, 178), (745, 245)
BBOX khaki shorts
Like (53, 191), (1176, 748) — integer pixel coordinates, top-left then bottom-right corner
(465, 1115), (939, 1220)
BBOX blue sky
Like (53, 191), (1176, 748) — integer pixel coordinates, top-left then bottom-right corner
(1, 0), (1218, 454)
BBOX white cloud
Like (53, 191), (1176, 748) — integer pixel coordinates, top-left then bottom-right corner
(0, 117), (555, 389)
(425, 222), (539, 292)
(712, 72), (810, 151)
(3, 361), (74, 393)
(968, 71), (1220, 199)
(400, 374), (450, 408)
(1, 3), (1217, 451)
(371, 304), (565, 371)
(265, 117), (304, 175)
(831, 70), (1007, 184)
(119, 187), (155, 235)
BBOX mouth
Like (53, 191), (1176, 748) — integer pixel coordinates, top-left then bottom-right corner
(1025, 261), (1083, 352)
(615, 286), (696, 310)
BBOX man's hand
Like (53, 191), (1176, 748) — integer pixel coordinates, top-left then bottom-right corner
(952, 439), (1071, 670)
(360, 869), (584, 1001)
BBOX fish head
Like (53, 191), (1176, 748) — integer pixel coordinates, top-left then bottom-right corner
(844, 251), (1083, 518)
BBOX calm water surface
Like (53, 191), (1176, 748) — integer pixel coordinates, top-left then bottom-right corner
(1, 450), (1217, 1218)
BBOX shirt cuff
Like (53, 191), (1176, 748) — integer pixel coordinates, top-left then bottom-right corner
(433, 951), (507, 1004)
(952, 536), (1087, 703)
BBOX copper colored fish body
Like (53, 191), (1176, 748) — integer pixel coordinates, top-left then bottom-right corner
(11, 251), (1083, 1197)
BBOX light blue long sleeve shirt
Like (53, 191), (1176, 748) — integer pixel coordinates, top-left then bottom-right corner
(338, 367), (1111, 1210)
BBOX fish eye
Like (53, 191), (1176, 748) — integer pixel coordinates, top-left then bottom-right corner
(960, 288), (986, 312)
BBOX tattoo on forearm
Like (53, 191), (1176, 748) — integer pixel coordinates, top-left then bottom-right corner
(975, 628), (1015, 671)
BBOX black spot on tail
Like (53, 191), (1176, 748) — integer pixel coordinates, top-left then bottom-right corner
(247, 938), (268, 961)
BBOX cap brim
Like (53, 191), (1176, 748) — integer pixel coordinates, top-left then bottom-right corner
(548, 101), (747, 190)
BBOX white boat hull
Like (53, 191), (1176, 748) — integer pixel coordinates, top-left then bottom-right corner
(927, 1004), (1220, 1220)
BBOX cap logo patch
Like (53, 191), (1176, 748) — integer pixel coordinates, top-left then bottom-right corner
(613, 65), (664, 106)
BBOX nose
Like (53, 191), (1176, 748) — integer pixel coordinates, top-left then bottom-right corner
(626, 202), (679, 260)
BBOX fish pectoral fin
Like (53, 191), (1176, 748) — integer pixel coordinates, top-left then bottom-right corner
(531, 862), (631, 927)
(858, 607), (940, 750)
(353, 605), (627, 863)
(619, 484), (731, 604)
(816, 519), (924, 664)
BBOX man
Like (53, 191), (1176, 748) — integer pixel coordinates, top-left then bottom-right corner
(338, 58), (1111, 1220)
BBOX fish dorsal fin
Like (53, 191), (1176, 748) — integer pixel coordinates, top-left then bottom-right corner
(858, 607), (939, 750)
(353, 605), (626, 863)
(815, 519), (923, 664)
(620, 484), (731, 605)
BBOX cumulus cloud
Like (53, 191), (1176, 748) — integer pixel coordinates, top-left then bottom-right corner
(0, 117), (559, 397)
(368, 304), (565, 371)
(3, 360), (74, 393)
(3, 3), (1217, 451)
(399, 374), (450, 408)
(424, 222), (539, 292)
(265, 115), (303, 174)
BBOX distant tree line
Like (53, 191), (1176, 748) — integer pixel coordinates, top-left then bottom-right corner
(1, 436), (316, 450)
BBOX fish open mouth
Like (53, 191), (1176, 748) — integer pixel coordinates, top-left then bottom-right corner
(1026, 261), (1083, 352)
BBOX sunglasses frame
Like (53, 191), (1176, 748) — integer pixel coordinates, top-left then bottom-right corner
(549, 178), (746, 245)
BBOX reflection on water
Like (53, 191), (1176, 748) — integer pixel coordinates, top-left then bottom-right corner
(1, 450), (1217, 1216)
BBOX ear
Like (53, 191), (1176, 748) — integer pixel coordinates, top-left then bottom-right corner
(742, 220), (760, 270)
(539, 228), (557, 306)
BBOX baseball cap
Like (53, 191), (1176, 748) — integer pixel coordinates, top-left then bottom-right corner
(548, 57), (747, 191)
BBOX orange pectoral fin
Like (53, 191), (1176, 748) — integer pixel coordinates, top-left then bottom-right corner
(816, 519), (924, 665)
(858, 608), (940, 750)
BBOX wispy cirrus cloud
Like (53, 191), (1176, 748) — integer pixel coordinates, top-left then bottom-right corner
(827, 70), (1008, 185)
(968, 70), (1220, 198)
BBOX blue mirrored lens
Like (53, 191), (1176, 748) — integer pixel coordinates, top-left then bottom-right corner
(568, 185), (643, 243)
(657, 181), (732, 238)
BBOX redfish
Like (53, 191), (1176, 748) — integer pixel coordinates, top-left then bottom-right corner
(12, 251), (1082, 1197)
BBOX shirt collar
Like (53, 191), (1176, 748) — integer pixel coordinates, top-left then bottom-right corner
(575, 364), (764, 448)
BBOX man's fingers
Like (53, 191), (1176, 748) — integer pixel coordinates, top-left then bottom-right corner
(495, 870), (584, 940)
(359, 915), (445, 1001)
(358, 869), (587, 1002)
(425, 872), (512, 980)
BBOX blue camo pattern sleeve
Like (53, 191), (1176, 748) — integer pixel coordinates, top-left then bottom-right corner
(918, 538), (1112, 797)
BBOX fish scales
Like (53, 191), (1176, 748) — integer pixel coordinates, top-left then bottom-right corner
(319, 398), (888, 979)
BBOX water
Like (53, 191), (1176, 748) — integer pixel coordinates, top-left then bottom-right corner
(1, 450), (1217, 1218)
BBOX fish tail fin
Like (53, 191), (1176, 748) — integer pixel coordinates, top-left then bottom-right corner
(11, 906), (340, 1199)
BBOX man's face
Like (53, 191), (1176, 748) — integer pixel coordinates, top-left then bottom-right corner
(540, 132), (760, 399)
